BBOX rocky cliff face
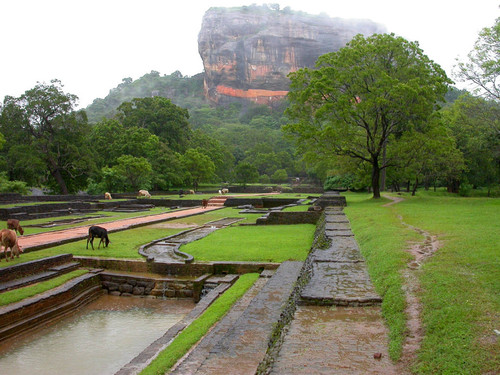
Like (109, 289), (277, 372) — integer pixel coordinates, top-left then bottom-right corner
(198, 5), (385, 105)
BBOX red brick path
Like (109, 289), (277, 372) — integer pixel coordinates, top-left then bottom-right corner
(18, 206), (221, 251)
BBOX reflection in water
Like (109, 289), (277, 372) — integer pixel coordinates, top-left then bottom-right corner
(0, 295), (194, 375)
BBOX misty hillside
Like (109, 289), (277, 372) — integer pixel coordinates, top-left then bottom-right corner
(85, 71), (206, 123)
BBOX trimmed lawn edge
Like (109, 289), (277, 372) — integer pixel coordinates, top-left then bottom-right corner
(140, 273), (260, 375)
(0, 269), (89, 306)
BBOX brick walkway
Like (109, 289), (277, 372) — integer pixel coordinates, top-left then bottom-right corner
(17, 206), (221, 251)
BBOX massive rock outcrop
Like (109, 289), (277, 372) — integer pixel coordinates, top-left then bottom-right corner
(198, 5), (386, 106)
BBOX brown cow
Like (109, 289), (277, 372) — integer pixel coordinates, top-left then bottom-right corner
(0, 229), (23, 261)
(202, 199), (208, 209)
(7, 219), (24, 235)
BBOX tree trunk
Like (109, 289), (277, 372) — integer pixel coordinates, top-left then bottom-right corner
(371, 160), (381, 199)
(412, 177), (419, 196)
(447, 179), (460, 193)
(406, 180), (411, 193)
(380, 143), (387, 192)
(51, 167), (69, 195)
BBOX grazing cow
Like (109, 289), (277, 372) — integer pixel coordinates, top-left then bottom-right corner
(0, 229), (23, 261)
(202, 199), (208, 209)
(7, 219), (24, 235)
(138, 189), (151, 198)
(86, 225), (110, 250)
(221, 188), (229, 194)
(189, 190), (195, 194)
(104, 192), (112, 200)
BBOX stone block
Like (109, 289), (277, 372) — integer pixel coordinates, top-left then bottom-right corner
(132, 286), (145, 295)
(119, 284), (133, 293)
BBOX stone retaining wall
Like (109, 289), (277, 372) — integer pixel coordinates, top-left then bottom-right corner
(0, 202), (95, 220)
(255, 211), (321, 225)
(75, 257), (150, 273)
(99, 272), (210, 301)
(75, 257), (279, 278)
(224, 198), (299, 208)
(0, 254), (74, 282)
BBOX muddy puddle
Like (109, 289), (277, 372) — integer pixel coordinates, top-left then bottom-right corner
(0, 295), (195, 375)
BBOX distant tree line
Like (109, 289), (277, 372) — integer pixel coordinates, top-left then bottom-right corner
(0, 19), (497, 196)
(0, 79), (301, 194)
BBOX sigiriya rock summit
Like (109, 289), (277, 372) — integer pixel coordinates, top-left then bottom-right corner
(198, 5), (386, 106)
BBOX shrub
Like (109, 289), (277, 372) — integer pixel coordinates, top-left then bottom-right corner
(0, 172), (29, 194)
(259, 174), (271, 184)
(324, 174), (353, 190)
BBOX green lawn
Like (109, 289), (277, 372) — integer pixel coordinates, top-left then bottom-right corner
(344, 191), (499, 374)
(0, 269), (89, 306)
(181, 224), (316, 262)
(0, 208), (267, 267)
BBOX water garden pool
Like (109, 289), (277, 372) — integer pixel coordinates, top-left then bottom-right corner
(0, 295), (195, 375)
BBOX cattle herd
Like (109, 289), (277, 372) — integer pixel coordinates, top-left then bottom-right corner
(1, 189), (225, 261)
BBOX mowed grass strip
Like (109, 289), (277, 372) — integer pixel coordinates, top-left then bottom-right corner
(140, 273), (260, 375)
(344, 191), (500, 374)
(181, 224), (316, 262)
(0, 269), (89, 306)
(343, 192), (416, 360)
(391, 193), (500, 375)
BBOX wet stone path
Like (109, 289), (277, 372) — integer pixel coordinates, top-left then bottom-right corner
(301, 207), (381, 305)
(270, 207), (397, 374)
(141, 218), (243, 263)
(171, 262), (303, 375)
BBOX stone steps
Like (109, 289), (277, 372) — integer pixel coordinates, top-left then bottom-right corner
(207, 196), (229, 206)
(0, 262), (80, 293)
(0, 255), (80, 293)
(170, 261), (303, 375)
(300, 207), (381, 306)
(0, 272), (103, 342)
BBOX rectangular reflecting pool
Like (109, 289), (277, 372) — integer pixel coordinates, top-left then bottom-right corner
(0, 295), (195, 375)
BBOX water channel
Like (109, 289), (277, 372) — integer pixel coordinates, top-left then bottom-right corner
(0, 295), (195, 375)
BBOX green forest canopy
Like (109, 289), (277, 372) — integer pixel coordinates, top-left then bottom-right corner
(0, 21), (498, 196)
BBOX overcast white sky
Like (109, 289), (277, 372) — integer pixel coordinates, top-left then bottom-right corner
(1, 0), (498, 108)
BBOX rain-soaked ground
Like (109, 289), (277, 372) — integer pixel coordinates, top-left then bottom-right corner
(0, 295), (195, 375)
(271, 305), (397, 374)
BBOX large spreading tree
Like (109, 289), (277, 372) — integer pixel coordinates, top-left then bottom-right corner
(284, 33), (452, 198)
(0, 80), (94, 194)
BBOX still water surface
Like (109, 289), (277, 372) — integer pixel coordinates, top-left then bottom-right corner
(0, 295), (194, 375)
